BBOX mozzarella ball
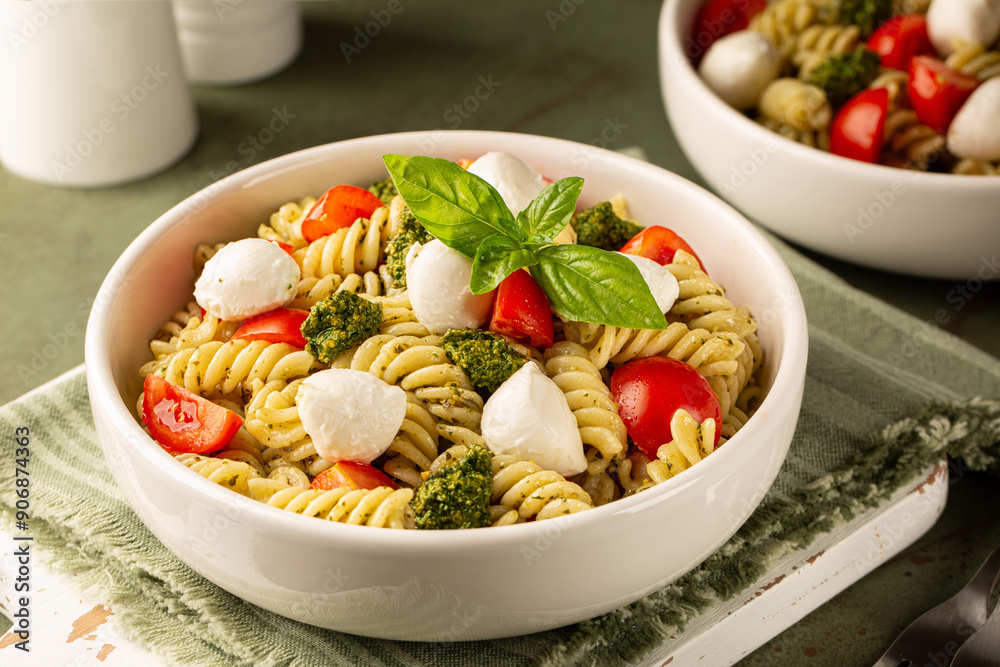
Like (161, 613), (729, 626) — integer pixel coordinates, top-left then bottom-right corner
(481, 362), (587, 477)
(927, 0), (1000, 56)
(948, 77), (1000, 160)
(620, 253), (680, 313)
(466, 151), (547, 216)
(297, 369), (407, 464)
(405, 239), (495, 335)
(194, 238), (300, 321)
(698, 31), (782, 110)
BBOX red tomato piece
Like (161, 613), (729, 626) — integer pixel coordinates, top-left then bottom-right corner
(489, 269), (555, 349)
(276, 241), (295, 255)
(610, 356), (722, 459)
(866, 15), (934, 71)
(830, 88), (890, 163)
(689, 0), (768, 63)
(907, 56), (980, 135)
(301, 185), (384, 243)
(141, 374), (242, 454)
(310, 461), (397, 491)
(619, 225), (706, 273)
(231, 307), (309, 348)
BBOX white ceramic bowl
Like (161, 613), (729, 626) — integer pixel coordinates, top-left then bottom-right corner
(659, 0), (1000, 281)
(84, 130), (808, 641)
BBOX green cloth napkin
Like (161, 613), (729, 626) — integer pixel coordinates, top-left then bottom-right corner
(3, 231), (1000, 667)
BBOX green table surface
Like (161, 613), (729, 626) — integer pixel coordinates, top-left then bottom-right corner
(2, 2), (999, 664)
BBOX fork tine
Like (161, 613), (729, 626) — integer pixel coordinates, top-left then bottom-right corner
(872, 545), (1000, 667)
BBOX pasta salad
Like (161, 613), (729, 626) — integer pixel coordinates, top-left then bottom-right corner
(692, 0), (1000, 174)
(136, 152), (766, 530)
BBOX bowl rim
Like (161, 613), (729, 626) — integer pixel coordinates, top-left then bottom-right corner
(658, 0), (1000, 191)
(84, 129), (809, 548)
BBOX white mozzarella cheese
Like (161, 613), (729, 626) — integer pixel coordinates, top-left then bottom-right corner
(927, 0), (1000, 56)
(297, 369), (407, 464)
(194, 238), (300, 321)
(948, 78), (1000, 161)
(466, 151), (547, 216)
(405, 239), (495, 335)
(481, 362), (587, 477)
(621, 253), (680, 313)
(698, 31), (782, 110)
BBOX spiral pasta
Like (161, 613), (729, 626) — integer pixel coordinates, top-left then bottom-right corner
(645, 411), (718, 484)
(759, 117), (832, 150)
(749, 0), (823, 56)
(290, 270), (386, 310)
(149, 306), (240, 358)
(141, 339), (319, 402)
(573, 470), (620, 507)
(375, 292), (434, 338)
(953, 158), (1000, 175)
(790, 24), (862, 77)
(868, 68), (909, 107)
(711, 330), (765, 437)
(249, 478), (414, 528)
(616, 452), (655, 496)
(174, 452), (261, 496)
(544, 341), (628, 475)
(212, 402), (268, 476)
(294, 206), (392, 280)
(881, 109), (945, 170)
(758, 77), (833, 131)
(563, 320), (746, 380)
(666, 250), (758, 341)
(490, 454), (594, 524)
(256, 197), (316, 247)
(946, 42), (1000, 80)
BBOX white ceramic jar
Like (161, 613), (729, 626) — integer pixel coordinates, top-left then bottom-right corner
(172, 0), (302, 86)
(0, 0), (198, 187)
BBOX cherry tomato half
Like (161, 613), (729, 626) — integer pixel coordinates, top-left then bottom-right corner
(610, 356), (722, 459)
(866, 15), (934, 71)
(489, 269), (555, 349)
(689, 0), (768, 63)
(310, 461), (397, 491)
(141, 374), (242, 454)
(231, 307), (310, 348)
(830, 88), (890, 164)
(907, 55), (980, 135)
(301, 185), (384, 243)
(619, 225), (706, 273)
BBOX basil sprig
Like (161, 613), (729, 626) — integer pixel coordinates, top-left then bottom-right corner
(383, 154), (667, 330)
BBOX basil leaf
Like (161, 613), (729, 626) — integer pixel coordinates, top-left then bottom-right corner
(531, 245), (668, 330)
(470, 234), (538, 294)
(519, 177), (584, 244)
(383, 154), (521, 258)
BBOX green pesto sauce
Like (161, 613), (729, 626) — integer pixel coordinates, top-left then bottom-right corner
(301, 292), (382, 364)
(411, 444), (493, 530)
(384, 206), (434, 289)
(439, 328), (527, 395)
(571, 201), (644, 251)
(836, 0), (891, 36)
(367, 176), (398, 206)
(805, 46), (881, 108)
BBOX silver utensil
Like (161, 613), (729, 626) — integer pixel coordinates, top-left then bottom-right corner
(951, 585), (1000, 666)
(873, 545), (1000, 667)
